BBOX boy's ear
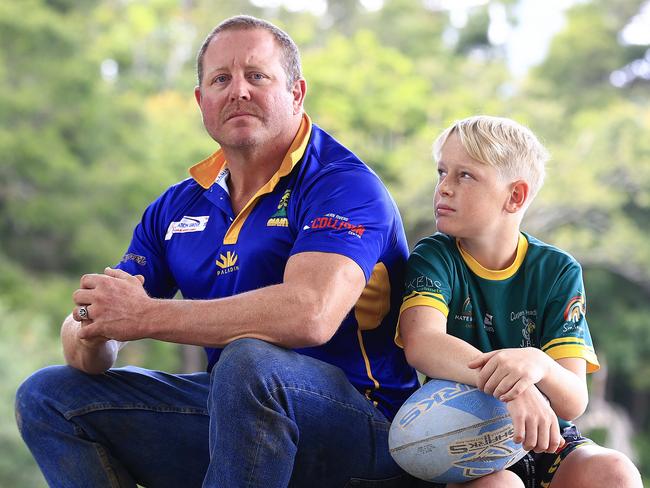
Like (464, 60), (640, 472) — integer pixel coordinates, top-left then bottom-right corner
(505, 180), (529, 213)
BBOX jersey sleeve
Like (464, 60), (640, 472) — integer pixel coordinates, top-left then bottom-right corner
(395, 237), (455, 347)
(540, 259), (600, 373)
(289, 164), (398, 281)
(115, 191), (178, 299)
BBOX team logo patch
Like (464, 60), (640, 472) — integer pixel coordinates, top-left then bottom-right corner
(303, 213), (365, 238)
(267, 189), (291, 227)
(216, 251), (239, 276)
(165, 216), (210, 241)
(563, 294), (586, 322)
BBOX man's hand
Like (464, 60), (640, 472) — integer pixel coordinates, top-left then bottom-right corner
(507, 386), (564, 453)
(72, 267), (149, 342)
(468, 347), (553, 401)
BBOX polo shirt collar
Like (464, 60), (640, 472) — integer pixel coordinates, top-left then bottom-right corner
(189, 113), (312, 190)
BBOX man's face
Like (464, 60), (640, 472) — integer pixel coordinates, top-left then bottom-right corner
(433, 132), (512, 239)
(194, 28), (304, 150)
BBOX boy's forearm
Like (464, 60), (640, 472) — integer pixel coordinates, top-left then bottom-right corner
(405, 330), (482, 386)
(537, 358), (589, 420)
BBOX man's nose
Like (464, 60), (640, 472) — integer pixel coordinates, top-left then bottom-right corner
(229, 76), (251, 101)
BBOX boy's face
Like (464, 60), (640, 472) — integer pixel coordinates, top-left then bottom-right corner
(434, 132), (513, 238)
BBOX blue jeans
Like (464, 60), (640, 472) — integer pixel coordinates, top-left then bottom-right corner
(15, 338), (412, 487)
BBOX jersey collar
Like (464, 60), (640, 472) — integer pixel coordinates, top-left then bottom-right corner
(188, 113), (312, 190)
(456, 233), (529, 280)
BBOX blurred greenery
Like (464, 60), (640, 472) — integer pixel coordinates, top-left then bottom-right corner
(1, 0), (649, 485)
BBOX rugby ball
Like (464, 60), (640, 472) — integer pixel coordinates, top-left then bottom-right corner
(389, 379), (527, 484)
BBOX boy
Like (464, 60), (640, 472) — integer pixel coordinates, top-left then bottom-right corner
(397, 116), (641, 487)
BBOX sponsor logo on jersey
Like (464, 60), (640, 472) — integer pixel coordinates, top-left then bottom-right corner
(520, 316), (536, 347)
(405, 276), (443, 293)
(563, 293), (586, 322)
(215, 251), (239, 276)
(454, 296), (474, 326)
(165, 216), (210, 241)
(267, 188), (291, 227)
(304, 213), (365, 238)
(483, 312), (494, 332)
(510, 309), (537, 322)
(121, 253), (147, 266)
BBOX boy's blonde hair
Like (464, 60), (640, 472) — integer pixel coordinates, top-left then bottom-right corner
(433, 115), (549, 200)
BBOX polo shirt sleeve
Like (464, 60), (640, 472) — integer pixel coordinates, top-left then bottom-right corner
(289, 164), (396, 281)
(395, 237), (454, 347)
(539, 258), (600, 373)
(114, 190), (178, 299)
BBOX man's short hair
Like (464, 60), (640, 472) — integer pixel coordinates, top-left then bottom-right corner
(196, 15), (302, 90)
(433, 115), (549, 199)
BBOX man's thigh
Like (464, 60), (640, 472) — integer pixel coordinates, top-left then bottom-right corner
(48, 365), (211, 487)
(212, 338), (407, 487)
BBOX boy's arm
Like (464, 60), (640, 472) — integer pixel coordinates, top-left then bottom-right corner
(399, 305), (482, 385)
(469, 349), (589, 420)
(400, 305), (563, 453)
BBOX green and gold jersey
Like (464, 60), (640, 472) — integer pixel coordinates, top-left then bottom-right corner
(398, 232), (599, 373)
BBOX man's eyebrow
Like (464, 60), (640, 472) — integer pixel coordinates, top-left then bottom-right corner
(206, 66), (228, 75)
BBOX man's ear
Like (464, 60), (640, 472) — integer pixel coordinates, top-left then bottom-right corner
(194, 85), (202, 106)
(292, 78), (307, 115)
(506, 180), (530, 213)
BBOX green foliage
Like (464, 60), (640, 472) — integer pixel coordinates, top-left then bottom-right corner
(0, 300), (62, 487)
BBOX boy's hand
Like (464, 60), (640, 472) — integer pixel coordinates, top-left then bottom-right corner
(507, 386), (565, 453)
(468, 348), (553, 401)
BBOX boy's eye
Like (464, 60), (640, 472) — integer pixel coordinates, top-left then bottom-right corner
(437, 169), (447, 177)
(460, 172), (473, 179)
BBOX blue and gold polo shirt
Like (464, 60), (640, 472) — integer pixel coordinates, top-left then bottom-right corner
(116, 114), (419, 418)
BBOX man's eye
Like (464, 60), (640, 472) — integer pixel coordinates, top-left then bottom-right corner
(250, 73), (266, 80)
(213, 75), (228, 84)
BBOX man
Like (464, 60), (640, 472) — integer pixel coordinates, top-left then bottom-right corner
(16, 15), (419, 488)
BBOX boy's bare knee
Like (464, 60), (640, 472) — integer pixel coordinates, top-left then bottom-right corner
(553, 447), (642, 488)
(587, 450), (642, 488)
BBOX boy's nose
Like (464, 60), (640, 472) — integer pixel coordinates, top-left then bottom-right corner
(437, 180), (453, 197)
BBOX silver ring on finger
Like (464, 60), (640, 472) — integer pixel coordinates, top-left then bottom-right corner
(79, 306), (89, 320)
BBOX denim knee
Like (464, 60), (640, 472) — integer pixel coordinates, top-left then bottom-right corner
(209, 339), (295, 405)
(215, 338), (289, 378)
(15, 365), (78, 433)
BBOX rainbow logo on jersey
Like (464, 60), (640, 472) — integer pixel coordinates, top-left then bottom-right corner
(563, 294), (585, 322)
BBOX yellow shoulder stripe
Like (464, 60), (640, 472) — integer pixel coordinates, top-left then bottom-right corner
(400, 294), (448, 317)
(544, 345), (600, 373)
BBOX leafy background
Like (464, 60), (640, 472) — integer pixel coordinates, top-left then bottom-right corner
(1, 0), (649, 485)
